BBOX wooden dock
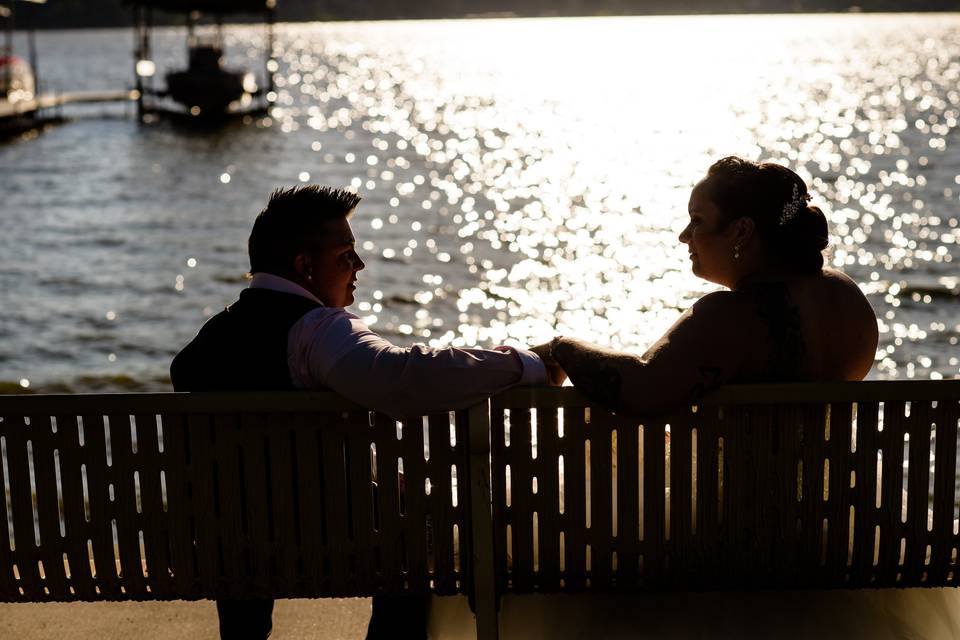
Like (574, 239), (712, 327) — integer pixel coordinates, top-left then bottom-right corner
(0, 89), (137, 120)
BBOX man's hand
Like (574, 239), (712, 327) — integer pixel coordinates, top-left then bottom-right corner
(531, 340), (567, 386)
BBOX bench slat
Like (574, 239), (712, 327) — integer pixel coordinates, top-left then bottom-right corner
(693, 406), (719, 588)
(239, 413), (275, 597)
(211, 413), (247, 598)
(30, 414), (68, 598)
(589, 410), (613, 588)
(161, 413), (198, 598)
(767, 405), (797, 585)
(319, 424), (350, 595)
(850, 402), (879, 585)
(905, 401), (934, 585)
(878, 400), (907, 586)
(186, 414), (219, 596)
(535, 407), (561, 591)
(79, 414), (120, 597)
(641, 417), (665, 586)
(929, 400), (957, 584)
(53, 414), (95, 598)
(373, 414), (403, 593)
(615, 416), (640, 589)
(490, 407), (510, 592)
(720, 404), (746, 587)
(509, 408), (533, 590)
(0, 415), (17, 599)
(400, 417), (429, 592)
(759, 404), (783, 584)
(266, 416), (300, 596)
(826, 403), (852, 586)
(344, 413), (376, 594)
(667, 410), (692, 585)
(561, 406), (587, 591)
(134, 412), (173, 598)
(292, 416), (325, 594)
(107, 412), (147, 597)
(837, 402), (861, 586)
(425, 412), (456, 594)
(4, 414), (44, 598)
(454, 409), (473, 596)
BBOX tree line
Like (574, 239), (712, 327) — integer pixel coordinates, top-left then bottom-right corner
(10, 0), (959, 30)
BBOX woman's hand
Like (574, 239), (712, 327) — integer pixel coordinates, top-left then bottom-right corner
(530, 340), (568, 386)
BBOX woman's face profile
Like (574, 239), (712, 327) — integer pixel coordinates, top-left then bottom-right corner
(679, 179), (738, 287)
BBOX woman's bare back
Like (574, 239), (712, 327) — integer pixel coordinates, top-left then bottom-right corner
(734, 268), (878, 383)
(775, 268), (877, 382)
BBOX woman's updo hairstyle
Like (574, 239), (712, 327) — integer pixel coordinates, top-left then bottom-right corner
(704, 156), (828, 273)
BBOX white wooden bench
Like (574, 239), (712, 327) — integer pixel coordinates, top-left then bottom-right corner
(1, 381), (958, 639)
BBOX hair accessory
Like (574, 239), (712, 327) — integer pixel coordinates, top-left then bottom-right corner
(779, 183), (811, 226)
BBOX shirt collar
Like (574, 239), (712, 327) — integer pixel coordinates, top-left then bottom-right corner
(249, 273), (324, 305)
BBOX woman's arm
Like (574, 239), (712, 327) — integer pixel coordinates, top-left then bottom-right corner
(547, 339), (636, 411)
(549, 291), (763, 417)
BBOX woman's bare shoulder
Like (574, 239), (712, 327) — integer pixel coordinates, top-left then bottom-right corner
(820, 267), (861, 287)
(813, 269), (875, 313)
(691, 289), (757, 310)
(805, 269), (879, 379)
(687, 289), (769, 334)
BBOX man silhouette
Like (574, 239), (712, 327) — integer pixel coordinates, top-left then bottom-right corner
(171, 185), (552, 639)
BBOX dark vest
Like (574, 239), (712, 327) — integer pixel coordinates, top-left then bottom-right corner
(170, 288), (321, 392)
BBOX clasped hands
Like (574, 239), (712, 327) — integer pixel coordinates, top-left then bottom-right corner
(530, 339), (567, 387)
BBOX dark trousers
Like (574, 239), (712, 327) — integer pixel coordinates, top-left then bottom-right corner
(215, 595), (429, 640)
(367, 594), (429, 639)
(216, 599), (275, 639)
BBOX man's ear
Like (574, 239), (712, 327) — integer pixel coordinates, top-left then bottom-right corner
(733, 216), (756, 248)
(293, 253), (312, 280)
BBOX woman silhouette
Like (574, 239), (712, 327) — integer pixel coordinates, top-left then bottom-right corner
(541, 156), (878, 415)
(431, 158), (960, 639)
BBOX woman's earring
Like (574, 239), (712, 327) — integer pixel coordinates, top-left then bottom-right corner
(733, 244), (741, 260)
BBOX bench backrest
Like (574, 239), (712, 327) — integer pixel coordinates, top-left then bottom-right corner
(1, 381), (960, 606)
(0, 393), (470, 602)
(491, 382), (960, 593)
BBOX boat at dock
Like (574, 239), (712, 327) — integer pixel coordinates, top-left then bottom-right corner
(1, 0), (136, 136)
(1, 0), (39, 123)
(165, 44), (256, 115)
(0, 54), (34, 102)
(130, 0), (276, 121)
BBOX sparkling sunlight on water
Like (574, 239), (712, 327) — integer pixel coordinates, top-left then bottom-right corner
(3, 14), (960, 389)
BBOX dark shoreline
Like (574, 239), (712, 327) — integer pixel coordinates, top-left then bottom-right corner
(9, 2), (960, 31)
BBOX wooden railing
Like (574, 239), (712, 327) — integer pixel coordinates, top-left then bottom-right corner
(2, 381), (960, 639)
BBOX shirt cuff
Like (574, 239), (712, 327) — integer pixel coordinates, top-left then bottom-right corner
(512, 347), (548, 386)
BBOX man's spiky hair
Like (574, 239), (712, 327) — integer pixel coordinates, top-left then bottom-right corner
(248, 185), (361, 275)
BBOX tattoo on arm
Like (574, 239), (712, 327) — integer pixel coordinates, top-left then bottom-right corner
(551, 337), (627, 411)
(748, 282), (806, 381)
(690, 365), (723, 401)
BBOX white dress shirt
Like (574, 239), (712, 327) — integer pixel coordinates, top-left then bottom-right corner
(249, 273), (546, 418)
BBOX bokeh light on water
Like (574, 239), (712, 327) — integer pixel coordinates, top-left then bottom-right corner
(2, 14), (960, 390)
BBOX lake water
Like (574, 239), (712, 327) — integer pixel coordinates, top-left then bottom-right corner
(2, 13), (960, 392)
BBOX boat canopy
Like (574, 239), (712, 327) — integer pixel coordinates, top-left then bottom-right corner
(126, 0), (274, 14)
(1, 0), (49, 18)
